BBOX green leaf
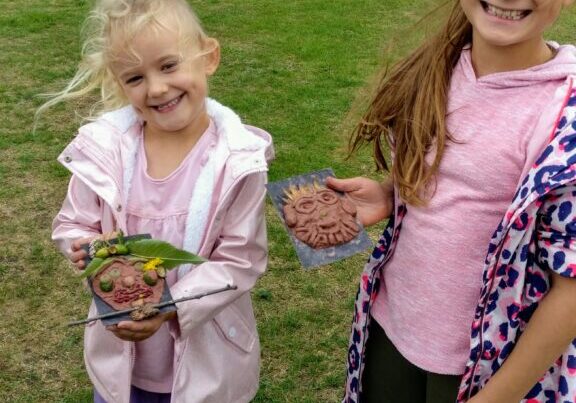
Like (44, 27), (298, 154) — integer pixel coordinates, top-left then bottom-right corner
(80, 257), (115, 279)
(126, 239), (205, 269)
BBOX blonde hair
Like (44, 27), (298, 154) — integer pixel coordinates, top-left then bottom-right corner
(349, 1), (472, 206)
(36, 0), (214, 121)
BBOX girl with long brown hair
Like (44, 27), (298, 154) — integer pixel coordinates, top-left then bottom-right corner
(329, 0), (576, 401)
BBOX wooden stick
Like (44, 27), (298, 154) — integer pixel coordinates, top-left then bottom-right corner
(67, 284), (237, 327)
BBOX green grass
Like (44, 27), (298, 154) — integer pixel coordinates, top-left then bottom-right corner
(1, 1), (576, 402)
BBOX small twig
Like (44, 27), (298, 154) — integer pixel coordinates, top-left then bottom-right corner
(67, 284), (237, 327)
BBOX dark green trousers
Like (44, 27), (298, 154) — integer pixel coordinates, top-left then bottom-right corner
(361, 318), (461, 403)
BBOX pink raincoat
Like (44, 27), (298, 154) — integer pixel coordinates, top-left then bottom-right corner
(53, 99), (274, 403)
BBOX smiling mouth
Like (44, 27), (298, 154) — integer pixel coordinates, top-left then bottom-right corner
(153, 94), (183, 112)
(480, 1), (532, 20)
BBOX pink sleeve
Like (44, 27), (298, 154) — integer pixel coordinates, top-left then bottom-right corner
(52, 175), (103, 258)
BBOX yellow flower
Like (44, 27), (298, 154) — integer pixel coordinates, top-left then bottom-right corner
(143, 258), (164, 271)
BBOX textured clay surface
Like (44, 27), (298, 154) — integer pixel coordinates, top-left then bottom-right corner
(283, 185), (360, 249)
(93, 258), (164, 310)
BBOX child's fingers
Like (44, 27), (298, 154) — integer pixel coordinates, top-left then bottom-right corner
(326, 176), (361, 193)
(108, 313), (169, 340)
(116, 316), (162, 332)
(115, 320), (144, 331)
(70, 250), (87, 269)
(71, 236), (93, 251)
(70, 237), (94, 270)
(70, 249), (87, 260)
(71, 232), (118, 252)
(106, 324), (149, 342)
(107, 320), (159, 341)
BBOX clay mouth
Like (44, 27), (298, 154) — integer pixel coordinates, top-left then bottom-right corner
(318, 221), (340, 234)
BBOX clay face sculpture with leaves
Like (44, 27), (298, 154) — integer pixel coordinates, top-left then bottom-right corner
(92, 258), (164, 310)
(81, 233), (204, 319)
(282, 183), (360, 249)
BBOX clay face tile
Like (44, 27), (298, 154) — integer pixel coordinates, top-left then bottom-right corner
(282, 183), (360, 249)
(92, 258), (165, 310)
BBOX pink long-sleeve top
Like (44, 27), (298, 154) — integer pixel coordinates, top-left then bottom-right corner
(371, 45), (576, 374)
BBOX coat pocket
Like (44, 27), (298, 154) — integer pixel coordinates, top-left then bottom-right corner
(212, 304), (256, 353)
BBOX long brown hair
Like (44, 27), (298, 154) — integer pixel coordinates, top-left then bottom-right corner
(350, 1), (472, 206)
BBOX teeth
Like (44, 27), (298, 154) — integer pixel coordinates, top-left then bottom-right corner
(486, 3), (527, 20)
(157, 96), (180, 111)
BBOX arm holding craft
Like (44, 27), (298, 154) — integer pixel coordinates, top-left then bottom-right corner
(91, 172), (267, 343)
(53, 175), (104, 269)
(53, 175), (121, 270)
(107, 311), (177, 342)
(53, 175), (103, 253)
(326, 176), (394, 227)
(54, 174), (179, 341)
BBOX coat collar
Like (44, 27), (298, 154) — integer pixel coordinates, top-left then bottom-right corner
(99, 98), (269, 153)
(59, 99), (272, 237)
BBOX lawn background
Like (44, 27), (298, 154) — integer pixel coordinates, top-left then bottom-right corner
(1, 1), (575, 402)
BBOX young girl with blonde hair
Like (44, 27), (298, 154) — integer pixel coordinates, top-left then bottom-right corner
(328, 0), (576, 401)
(43, 1), (273, 402)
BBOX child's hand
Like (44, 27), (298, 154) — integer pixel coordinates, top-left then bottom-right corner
(70, 237), (93, 270)
(70, 232), (118, 270)
(326, 176), (394, 227)
(106, 311), (177, 342)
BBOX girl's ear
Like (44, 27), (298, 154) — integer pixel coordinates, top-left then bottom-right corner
(203, 38), (220, 76)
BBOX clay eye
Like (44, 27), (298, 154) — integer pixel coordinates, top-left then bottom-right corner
(294, 196), (317, 214)
(317, 190), (338, 205)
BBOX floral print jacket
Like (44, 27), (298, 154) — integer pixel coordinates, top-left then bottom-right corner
(344, 80), (576, 403)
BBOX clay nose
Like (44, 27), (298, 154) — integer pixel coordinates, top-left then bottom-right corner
(318, 217), (339, 233)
